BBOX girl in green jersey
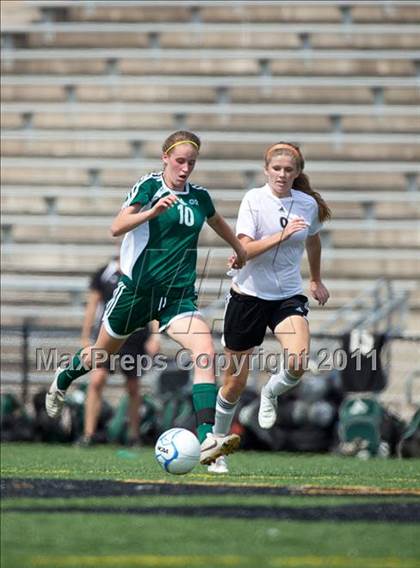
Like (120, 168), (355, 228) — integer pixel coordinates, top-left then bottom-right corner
(46, 130), (247, 465)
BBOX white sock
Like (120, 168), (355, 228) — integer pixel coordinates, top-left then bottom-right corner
(213, 388), (239, 436)
(264, 369), (300, 397)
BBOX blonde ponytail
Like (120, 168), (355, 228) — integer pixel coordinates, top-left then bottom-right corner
(293, 172), (331, 222)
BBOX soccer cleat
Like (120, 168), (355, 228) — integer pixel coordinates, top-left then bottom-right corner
(75, 435), (94, 448)
(45, 371), (66, 419)
(258, 386), (278, 429)
(126, 437), (142, 449)
(200, 433), (240, 465)
(207, 455), (229, 474)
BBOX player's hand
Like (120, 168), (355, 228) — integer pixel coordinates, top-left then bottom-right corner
(229, 245), (247, 269)
(280, 217), (309, 242)
(309, 280), (330, 306)
(150, 194), (178, 218)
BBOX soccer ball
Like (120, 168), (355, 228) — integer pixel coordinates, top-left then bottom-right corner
(155, 428), (201, 475)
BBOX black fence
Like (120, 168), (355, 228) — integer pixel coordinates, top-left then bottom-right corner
(2, 319), (419, 404)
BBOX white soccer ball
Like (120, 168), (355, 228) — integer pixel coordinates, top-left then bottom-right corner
(155, 428), (201, 475)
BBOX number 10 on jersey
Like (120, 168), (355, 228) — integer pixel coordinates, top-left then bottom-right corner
(177, 204), (195, 227)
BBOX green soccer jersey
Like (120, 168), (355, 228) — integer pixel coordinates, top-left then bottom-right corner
(119, 171), (216, 292)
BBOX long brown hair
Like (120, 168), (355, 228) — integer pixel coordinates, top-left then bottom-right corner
(264, 142), (331, 222)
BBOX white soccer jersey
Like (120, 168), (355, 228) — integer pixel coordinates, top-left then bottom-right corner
(232, 184), (322, 300)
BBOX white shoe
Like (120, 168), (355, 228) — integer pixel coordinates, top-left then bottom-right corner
(208, 456), (229, 474)
(45, 371), (66, 419)
(258, 386), (278, 429)
(200, 433), (240, 465)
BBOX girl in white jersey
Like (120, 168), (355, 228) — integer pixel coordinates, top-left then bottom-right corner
(45, 130), (247, 466)
(209, 142), (331, 473)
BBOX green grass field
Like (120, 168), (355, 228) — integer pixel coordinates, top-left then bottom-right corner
(1, 443), (419, 568)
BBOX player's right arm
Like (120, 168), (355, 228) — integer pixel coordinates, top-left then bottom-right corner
(239, 218), (309, 260)
(110, 195), (178, 237)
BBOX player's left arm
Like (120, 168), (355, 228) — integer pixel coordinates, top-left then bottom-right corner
(305, 233), (330, 306)
(207, 212), (247, 268)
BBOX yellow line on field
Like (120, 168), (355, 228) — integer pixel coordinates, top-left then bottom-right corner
(30, 555), (242, 566)
(271, 557), (419, 567)
(3, 469), (72, 475)
(120, 479), (420, 496)
(297, 485), (420, 496)
(29, 555), (420, 567)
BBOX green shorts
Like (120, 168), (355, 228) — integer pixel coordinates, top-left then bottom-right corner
(102, 281), (200, 338)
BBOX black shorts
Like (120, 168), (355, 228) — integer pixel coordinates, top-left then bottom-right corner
(223, 289), (309, 352)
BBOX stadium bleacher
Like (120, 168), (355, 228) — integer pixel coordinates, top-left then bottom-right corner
(1, 0), (419, 411)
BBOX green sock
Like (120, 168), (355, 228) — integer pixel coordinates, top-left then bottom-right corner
(56, 349), (89, 390)
(192, 383), (217, 443)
